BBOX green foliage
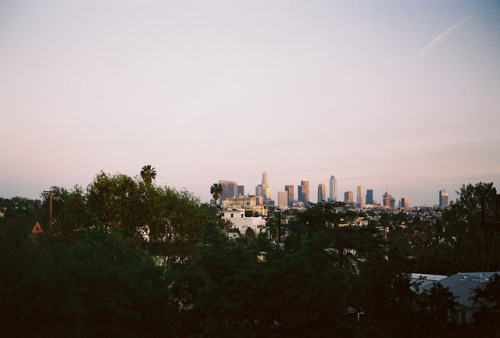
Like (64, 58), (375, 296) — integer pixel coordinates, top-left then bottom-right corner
(172, 233), (357, 337)
(297, 201), (383, 267)
(442, 182), (500, 272)
(354, 249), (416, 336)
(414, 283), (458, 335)
(3, 179), (499, 336)
(472, 274), (500, 336)
(44, 170), (210, 263)
(0, 220), (179, 337)
(1, 196), (38, 224)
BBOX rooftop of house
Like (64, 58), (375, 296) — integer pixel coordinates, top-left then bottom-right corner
(420, 272), (500, 308)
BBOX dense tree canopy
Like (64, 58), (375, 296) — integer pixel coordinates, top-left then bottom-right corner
(442, 182), (500, 272)
(0, 220), (179, 337)
(1, 179), (498, 336)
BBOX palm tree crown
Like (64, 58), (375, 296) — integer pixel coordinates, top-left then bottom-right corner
(210, 183), (223, 220)
(210, 183), (223, 203)
(141, 165), (157, 186)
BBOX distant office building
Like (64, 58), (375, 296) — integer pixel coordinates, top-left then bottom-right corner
(357, 186), (365, 208)
(238, 185), (244, 197)
(366, 189), (374, 205)
(219, 180), (229, 205)
(262, 172), (269, 190)
(318, 184), (326, 203)
(228, 181), (238, 199)
(285, 185), (294, 207)
(264, 188), (272, 200)
(219, 180), (239, 203)
(256, 184), (263, 197)
(329, 176), (337, 201)
(298, 180), (310, 206)
(439, 189), (449, 209)
(390, 198), (396, 209)
(344, 191), (353, 203)
(278, 191), (288, 209)
(400, 197), (409, 209)
(260, 172), (271, 202)
(383, 191), (393, 207)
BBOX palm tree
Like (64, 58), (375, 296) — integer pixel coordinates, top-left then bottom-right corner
(141, 165), (157, 187)
(210, 183), (223, 220)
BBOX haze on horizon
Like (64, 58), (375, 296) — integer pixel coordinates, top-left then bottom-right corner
(1, 1), (499, 206)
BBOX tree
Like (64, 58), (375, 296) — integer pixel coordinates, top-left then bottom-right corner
(442, 182), (499, 272)
(46, 170), (210, 264)
(210, 183), (223, 220)
(472, 273), (500, 336)
(298, 201), (382, 267)
(140, 165), (157, 187)
(171, 232), (357, 337)
(0, 221), (180, 337)
(354, 249), (417, 337)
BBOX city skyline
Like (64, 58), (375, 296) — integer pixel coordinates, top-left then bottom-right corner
(1, 1), (499, 206)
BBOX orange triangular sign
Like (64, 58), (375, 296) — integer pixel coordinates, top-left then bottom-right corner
(32, 222), (43, 233)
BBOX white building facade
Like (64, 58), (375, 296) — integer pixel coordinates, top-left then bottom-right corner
(222, 209), (266, 236)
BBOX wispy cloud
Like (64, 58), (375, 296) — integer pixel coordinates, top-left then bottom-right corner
(419, 13), (475, 57)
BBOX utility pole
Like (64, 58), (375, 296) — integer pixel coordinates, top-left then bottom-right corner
(43, 190), (53, 231)
(277, 210), (281, 243)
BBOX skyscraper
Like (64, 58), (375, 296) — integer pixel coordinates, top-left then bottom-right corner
(400, 197), (409, 209)
(439, 189), (449, 209)
(383, 191), (392, 207)
(262, 172), (269, 190)
(318, 184), (326, 203)
(357, 186), (365, 208)
(264, 188), (271, 200)
(228, 181), (238, 199)
(278, 191), (288, 209)
(344, 191), (353, 203)
(366, 189), (374, 205)
(256, 184), (263, 197)
(238, 185), (244, 197)
(261, 172), (271, 202)
(329, 176), (337, 202)
(285, 185), (294, 207)
(218, 180), (229, 205)
(298, 180), (310, 206)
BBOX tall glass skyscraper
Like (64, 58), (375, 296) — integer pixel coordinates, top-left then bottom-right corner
(285, 185), (294, 207)
(299, 180), (310, 206)
(262, 172), (269, 190)
(366, 189), (374, 205)
(318, 183), (326, 203)
(357, 185), (365, 208)
(344, 191), (353, 203)
(329, 175), (337, 201)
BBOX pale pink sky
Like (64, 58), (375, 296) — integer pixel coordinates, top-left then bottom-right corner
(1, 1), (499, 206)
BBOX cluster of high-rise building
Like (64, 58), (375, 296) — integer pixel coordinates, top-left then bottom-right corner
(217, 180), (245, 204)
(216, 172), (450, 210)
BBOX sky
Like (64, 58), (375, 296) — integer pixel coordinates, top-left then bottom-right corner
(1, 0), (499, 206)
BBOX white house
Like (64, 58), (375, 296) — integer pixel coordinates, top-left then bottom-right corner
(222, 209), (266, 236)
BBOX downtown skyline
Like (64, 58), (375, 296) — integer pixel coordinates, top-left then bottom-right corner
(211, 171), (473, 207)
(1, 1), (499, 206)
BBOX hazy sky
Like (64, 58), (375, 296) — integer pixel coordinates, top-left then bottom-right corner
(1, 0), (499, 206)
